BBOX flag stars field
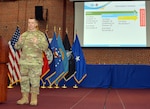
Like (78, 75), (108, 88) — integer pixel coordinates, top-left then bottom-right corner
(75, 56), (80, 62)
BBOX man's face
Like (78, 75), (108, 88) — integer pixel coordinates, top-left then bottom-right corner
(28, 19), (38, 31)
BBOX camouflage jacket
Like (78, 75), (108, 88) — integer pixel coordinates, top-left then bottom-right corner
(14, 30), (48, 65)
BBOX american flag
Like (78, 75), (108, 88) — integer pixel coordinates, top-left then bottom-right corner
(8, 26), (21, 85)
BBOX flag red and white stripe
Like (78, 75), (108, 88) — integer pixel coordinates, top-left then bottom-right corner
(8, 26), (21, 84)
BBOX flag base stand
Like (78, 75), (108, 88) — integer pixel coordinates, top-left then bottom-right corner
(41, 85), (46, 89)
(47, 85), (53, 89)
(73, 84), (78, 89)
(54, 84), (59, 89)
(7, 84), (13, 89)
(62, 84), (67, 89)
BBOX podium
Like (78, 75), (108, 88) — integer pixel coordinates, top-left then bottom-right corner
(0, 36), (8, 103)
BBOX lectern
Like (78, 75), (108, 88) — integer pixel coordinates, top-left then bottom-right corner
(0, 36), (8, 103)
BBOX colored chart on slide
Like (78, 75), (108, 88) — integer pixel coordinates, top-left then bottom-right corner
(84, 1), (146, 47)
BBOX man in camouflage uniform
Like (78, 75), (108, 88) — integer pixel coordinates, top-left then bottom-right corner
(14, 18), (48, 106)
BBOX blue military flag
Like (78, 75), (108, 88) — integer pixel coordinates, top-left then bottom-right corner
(45, 41), (56, 87)
(48, 32), (64, 85)
(72, 34), (87, 84)
(57, 34), (68, 80)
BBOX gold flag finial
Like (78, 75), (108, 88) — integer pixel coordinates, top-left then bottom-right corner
(59, 27), (61, 31)
(45, 24), (49, 33)
(66, 28), (68, 34)
(54, 26), (56, 33)
(76, 29), (77, 34)
(58, 27), (61, 35)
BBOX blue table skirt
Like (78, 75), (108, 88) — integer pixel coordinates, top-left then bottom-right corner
(111, 64), (150, 88)
(53, 64), (150, 88)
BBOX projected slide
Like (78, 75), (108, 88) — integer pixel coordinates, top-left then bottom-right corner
(83, 1), (146, 47)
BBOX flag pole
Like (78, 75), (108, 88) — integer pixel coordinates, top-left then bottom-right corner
(61, 27), (69, 89)
(40, 78), (46, 89)
(7, 58), (14, 88)
(58, 27), (61, 35)
(45, 72), (56, 88)
(7, 77), (14, 88)
(73, 74), (87, 89)
(73, 72), (78, 89)
(73, 30), (78, 89)
(45, 24), (49, 33)
(73, 84), (78, 89)
(54, 83), (59, 89)
(7, 62), (14, 88)
(52, 26), (61, 89)
(46, 79), (53, 89)
(40, 23), (50, 89)
(66, 28), (68, 34)
(54, 26), (56, 34)
(56, 27), (68, 89)
(53, 27), (62, 89)
(7, 26), (21, 88)
(60, 73), (68, 89)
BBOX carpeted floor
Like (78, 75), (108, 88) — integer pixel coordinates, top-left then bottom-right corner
(1, 86), (150, 109)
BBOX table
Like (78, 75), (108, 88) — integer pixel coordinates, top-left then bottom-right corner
(80, 64), (150, 88)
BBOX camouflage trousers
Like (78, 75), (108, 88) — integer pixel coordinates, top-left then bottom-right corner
(19, 64), (42, 94)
